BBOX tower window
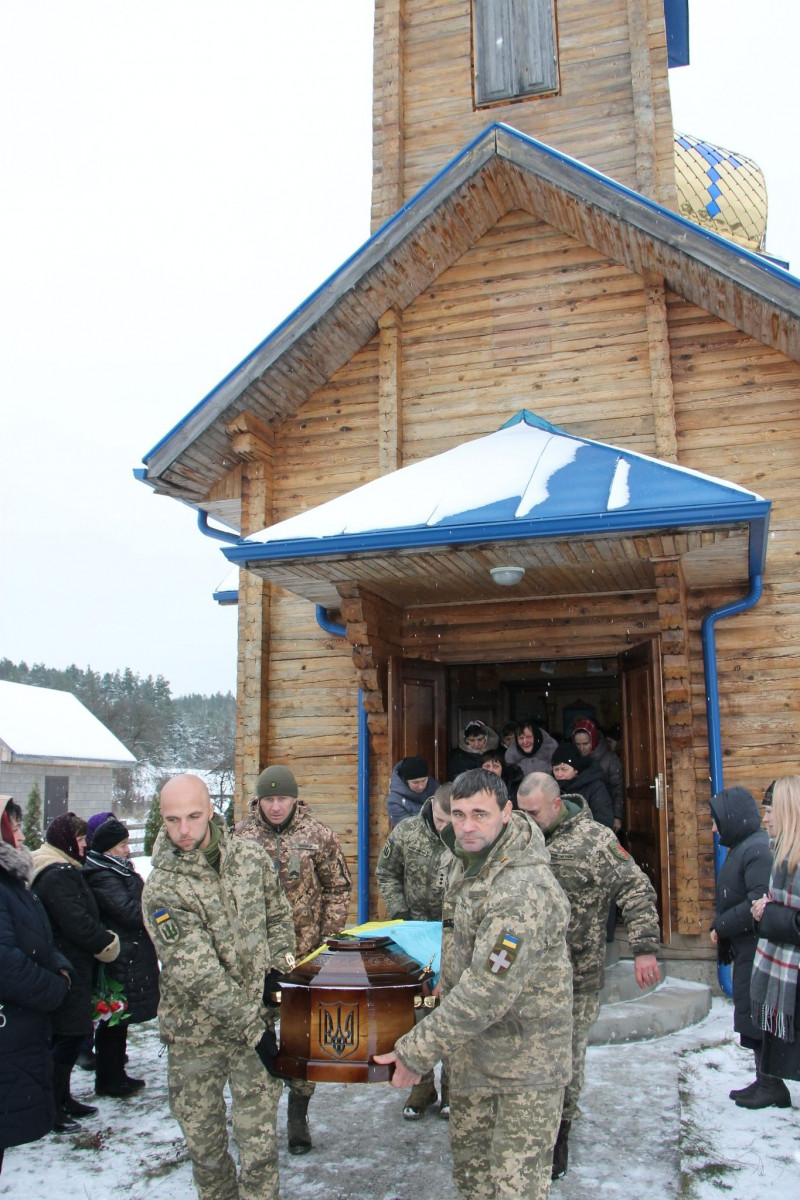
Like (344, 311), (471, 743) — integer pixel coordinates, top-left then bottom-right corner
(473, 0), (559, 107)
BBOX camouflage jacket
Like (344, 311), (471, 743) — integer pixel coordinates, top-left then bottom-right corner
(375, 798), (451, 921)
(546, 796), (660, 994)
(395, 811), (573, 1093)
(143, 822), (295, 1048)
(235, 800), (352, 958)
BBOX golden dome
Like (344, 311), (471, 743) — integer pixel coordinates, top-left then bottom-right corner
(674, 132), (768, 253)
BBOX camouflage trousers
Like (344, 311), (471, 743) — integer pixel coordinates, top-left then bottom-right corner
(562, 989), (601, 1122)
(286, 1077), (316, 1099)
(449, 1086), (564, 1199)
(168, 1039), (282, 1200)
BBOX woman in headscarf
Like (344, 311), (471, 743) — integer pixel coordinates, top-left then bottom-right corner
(748, 775), (800, 1107)
(30, 813), (120, 1130)
(503, 717), (558, 778)
(572, 718), (625, 832)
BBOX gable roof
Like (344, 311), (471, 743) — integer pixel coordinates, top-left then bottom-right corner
(219, 411), (770, 608)
(0, 681), (137, 765)
(139, 123), (800, 509)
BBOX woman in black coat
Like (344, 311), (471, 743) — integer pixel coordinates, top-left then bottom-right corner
(83, 818), (159, 1096)
(0, 803), (71, 1169)
(551, 742), (615, 829)
(709, 787), (780, 1104)
(30, 814), (120, 1130)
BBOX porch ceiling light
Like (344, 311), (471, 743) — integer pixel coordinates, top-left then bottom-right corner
(489, 565), (525, 586)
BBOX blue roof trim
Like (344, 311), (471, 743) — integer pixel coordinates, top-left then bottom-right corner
(212, 588), (239, 607)
(141, 121), (800, 469)
(499, 410), (564, 433)
(221, 500), (771, 574)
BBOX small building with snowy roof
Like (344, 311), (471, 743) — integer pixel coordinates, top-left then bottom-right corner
(0, 680), (137, 827)
(135, 1), (800, 972)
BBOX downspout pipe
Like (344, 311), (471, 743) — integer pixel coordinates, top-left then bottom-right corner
(701, 573), (763, 998)
(315, 605), (370, 923)
(196, 509), (240, 544)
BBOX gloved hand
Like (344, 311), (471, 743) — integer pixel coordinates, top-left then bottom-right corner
(255, 1028), (280, 1076)
(263, 968), (284, 1007)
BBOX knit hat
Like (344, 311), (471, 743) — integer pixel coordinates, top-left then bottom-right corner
(92, 816), (130, 855)
(551, 742), (589, 773)
(86, 810), (115, 849)
(256, 765), (298, 799)
(398, 755), (429, 782)
(572, 718), (600, 751)
(45, 812), (86, 861)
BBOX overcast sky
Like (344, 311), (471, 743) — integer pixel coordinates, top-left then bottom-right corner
(1, 1), (797, 697)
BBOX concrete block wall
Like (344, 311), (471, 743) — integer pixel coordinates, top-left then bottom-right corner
(0, 762), (119, 834)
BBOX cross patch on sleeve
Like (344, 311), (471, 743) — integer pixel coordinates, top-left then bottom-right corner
(487, 930), (521, 975)
(152, 906), (181, 943)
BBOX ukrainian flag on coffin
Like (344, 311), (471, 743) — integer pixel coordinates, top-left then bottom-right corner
(344, 920), (442, 986)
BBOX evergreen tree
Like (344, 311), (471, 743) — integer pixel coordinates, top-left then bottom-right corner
(23, 782), (43, 849)
(143, 793), (162, 855)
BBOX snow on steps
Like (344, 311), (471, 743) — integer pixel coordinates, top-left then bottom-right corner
(590, 960), (712, 1045)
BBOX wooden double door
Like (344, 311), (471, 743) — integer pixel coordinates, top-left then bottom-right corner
(387, 640), (670, 938)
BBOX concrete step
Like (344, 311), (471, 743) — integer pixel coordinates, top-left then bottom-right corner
(598, 958), (654, 1005)
(590, 972), (712, 1045)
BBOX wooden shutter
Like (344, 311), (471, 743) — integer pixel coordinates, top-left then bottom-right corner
(474, 0), (559, 106)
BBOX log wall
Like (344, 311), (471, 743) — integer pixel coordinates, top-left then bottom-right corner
(372, 0), (676, 227)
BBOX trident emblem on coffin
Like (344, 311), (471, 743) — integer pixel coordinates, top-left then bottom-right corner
(319, 1001), (359, 1059)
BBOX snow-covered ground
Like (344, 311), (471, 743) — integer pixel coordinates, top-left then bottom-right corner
(2, 998), (797, 1199)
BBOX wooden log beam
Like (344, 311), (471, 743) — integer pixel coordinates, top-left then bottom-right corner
(643, 271), (678, 462)
(378, 307), (403, 472)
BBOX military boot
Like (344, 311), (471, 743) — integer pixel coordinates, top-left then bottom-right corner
(287, 1093), (313, 1155)
(551, 1119), (571, 1180)
(402, 1074), (437, 1120)
(438, 1077), (450, 1120)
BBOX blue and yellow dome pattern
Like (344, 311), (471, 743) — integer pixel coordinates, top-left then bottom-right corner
(674, 131), (768, 253)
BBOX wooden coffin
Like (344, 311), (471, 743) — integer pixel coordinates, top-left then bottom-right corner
(272, 935), (430, 1083)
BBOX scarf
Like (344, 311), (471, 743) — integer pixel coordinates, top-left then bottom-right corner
(202, 818), (222, 873)
(751, 857), (800, 1041)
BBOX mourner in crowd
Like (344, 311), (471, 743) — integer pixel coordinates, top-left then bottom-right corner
(517, 773), (660, 1179)
(235, 765), (352, 1155)
(550, 742), (615, 829)
(84, 816), (160, 1098)
(447, 720), (500, 779)
(708, 786), (775, 1106)
(386, 756), (439, 827)
(376, 768), (573, 1200)
(748, 776), (799, 1108)
(143, 774), (296, 1200)
(504, 717), (558, 778)
(571, 718), (625, 832)
(0, 800), (73, 1171)
(376, 783), (453, 1120)
(30, 813), (120, 1132)
(481, 747), (522, 808)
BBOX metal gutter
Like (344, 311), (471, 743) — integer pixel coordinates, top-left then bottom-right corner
(222, 505), (771, 568)
(314, 605), (370, 923)
(701, 573), (765, 997)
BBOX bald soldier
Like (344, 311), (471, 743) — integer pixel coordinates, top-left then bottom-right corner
(376, 768), (573, 1200)
(143, 775), (296, 1200)
(516, 772), (660, 1181)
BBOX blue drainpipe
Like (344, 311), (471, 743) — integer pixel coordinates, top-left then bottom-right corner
(701, 573), (763, 998)
(315, 605), (370, 923)
(196, 509), (240, 544)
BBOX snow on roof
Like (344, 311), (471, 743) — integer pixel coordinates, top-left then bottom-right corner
(242, 411), (763, 546)
(0, 681), (136, 764)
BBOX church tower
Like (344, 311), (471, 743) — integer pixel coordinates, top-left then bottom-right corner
(371, 0), (677, 229)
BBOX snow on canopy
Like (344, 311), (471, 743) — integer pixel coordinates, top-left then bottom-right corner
(0, 680), (136, 764)
(242, 410), (762, 546)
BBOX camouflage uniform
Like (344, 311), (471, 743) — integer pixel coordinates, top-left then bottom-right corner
(394, 811), (573, 1199)
(544, 795), (659, 1121)
(376, 797), (450, 921)
(143, 822), (295, 1200)
(236, 799), (352, 1102)
(376, 796), (453, 1109)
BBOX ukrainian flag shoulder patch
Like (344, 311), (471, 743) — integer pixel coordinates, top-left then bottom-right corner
(487, 929), (521, 975)
(152, 906), (181, 943)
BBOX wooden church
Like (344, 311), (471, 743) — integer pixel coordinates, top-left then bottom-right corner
(138, 0), (800, 970)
